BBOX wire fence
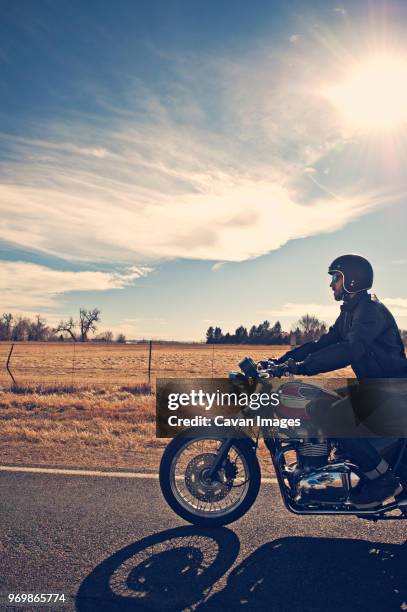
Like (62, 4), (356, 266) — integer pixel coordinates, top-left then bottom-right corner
(0, 341), (290, 388)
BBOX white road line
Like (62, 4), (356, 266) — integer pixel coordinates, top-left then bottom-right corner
(0, 465), (277, 483)
(0, 465), (158, 479)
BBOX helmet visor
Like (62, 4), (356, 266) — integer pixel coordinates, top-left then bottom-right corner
(330, 272), (343, 284)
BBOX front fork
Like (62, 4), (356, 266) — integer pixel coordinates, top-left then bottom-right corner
(208, 438), (234, 478)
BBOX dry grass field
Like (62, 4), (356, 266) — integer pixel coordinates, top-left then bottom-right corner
(0, 342), (354, 471)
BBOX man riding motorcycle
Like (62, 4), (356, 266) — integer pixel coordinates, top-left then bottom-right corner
(267, 254), (407, 508)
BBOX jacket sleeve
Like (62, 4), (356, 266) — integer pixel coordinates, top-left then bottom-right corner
(275, 321), (341, 363)
(301, 301), (388, 375)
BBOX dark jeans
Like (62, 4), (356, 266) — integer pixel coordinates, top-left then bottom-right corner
(328, 391), (382, 472)
(314, 388), (384, 472)
(336, 380), (407, 471)
(310, 381), (406, 472)
(339, 438), (381, 472)
(332, 381), (405, 472)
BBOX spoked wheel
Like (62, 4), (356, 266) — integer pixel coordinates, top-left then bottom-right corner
(159, 433), (261, 527)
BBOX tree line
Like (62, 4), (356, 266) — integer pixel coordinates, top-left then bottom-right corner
(206, 315), (327, 344)
(207, 315), (407, 346)
(2, 309), (406, 346)
(0, 309), (126, 343)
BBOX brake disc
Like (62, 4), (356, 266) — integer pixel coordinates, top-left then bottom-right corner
(184, 453), (235, 503)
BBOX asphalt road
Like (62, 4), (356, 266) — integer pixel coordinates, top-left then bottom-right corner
(0, 469), (406, 612)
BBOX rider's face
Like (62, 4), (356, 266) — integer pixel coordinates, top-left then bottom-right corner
(330, 272), (344, 301)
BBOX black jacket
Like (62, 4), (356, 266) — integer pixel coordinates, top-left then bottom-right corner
(280, 292), (407, 379)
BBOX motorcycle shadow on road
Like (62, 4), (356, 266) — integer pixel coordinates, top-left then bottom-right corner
(75, 526), (240, 611)
(198, 536), (407, 612)
(76, 528), (406, 611)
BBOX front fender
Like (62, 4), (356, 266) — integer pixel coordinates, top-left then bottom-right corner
(174, 425), (258, 449)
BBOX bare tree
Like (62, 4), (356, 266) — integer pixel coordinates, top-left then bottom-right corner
(104, 330), (113, 342)
(28, 315), (49, 341)
(11, 317), (31, 341)
(55, 317), (77, 341)
(297, 314), (326, 342)
(55, 309), (101, 342)
(95, 330), (113, 342)
(79, 308), (100, 342)
(0, 313), (13, 340)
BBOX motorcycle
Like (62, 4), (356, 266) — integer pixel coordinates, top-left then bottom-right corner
(159, 357), (407, 527)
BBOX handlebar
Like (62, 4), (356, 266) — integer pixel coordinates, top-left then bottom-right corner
(237, 356), (290, 380)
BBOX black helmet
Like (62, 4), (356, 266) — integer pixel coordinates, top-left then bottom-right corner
(328, 254), (373, 293)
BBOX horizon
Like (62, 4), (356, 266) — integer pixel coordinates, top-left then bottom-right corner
(2, 307), (407, 345)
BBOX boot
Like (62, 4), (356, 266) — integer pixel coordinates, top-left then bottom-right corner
(351, 470), (402, 508)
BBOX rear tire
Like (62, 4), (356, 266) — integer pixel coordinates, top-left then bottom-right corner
(159, 434), (261, 527)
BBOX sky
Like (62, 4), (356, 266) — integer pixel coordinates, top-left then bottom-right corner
(1, 0), (407, 340)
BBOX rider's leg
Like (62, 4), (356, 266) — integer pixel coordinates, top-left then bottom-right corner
(321, 392), (402, 507)
(340, 438), (388, 474)
(340, 438), (401, 507)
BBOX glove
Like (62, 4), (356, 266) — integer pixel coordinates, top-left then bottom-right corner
(257, 359), (276, 371)
(269, 362), (289, 377)
(271, 358), (305, 377)
(285, 358), (306, 374)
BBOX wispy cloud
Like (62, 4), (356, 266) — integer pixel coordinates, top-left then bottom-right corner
(211, 262), (227, 271)
(0, 261), (149, 311)
(0, 37), (401, 266)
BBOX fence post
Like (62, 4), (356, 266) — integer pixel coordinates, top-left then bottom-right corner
(6, 343), (17, 386)
(71, 341), (77, 386)
(148, 340), (152, 383)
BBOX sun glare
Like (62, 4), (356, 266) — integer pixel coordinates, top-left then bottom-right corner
(324, 56), (407, 131)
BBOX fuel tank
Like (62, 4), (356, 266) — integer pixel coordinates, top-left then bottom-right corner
(277, 381), (341, 421)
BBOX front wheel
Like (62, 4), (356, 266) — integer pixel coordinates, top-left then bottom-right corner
(159, 433), (261, 527)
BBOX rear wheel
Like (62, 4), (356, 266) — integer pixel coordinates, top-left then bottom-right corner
(159, 434), (261, 527)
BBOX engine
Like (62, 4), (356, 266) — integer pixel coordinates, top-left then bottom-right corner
(290, 440), (359, 505)
(297, 440), (330, 469)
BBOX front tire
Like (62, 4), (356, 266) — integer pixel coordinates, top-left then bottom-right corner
(159, 433), (261, 527)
